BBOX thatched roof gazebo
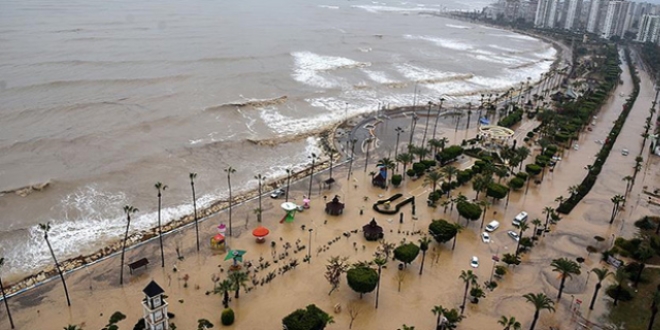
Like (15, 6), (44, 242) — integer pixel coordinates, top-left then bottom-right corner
(325, 195), (345, 216)
(363, 218), (383, 241)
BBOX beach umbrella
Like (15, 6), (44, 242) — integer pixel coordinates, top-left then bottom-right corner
(280, 202), (298, 223)
(224, 249), (246, 266)
(252, 226), (270, 242)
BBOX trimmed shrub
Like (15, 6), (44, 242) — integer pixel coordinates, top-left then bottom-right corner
(456, 201), (482, 221)
(221, 308), (235, 326)
(391, 174), (403, 187)
(421, 159), (437, 168)
(346, 267), (378, 296)
(509, 177), (525, 190)
(525, 164), (542, 176)
(394, 242), (420, 265)
(412, 162), (426, 176)
(406, 168), (416, 177)
(515, 172), (528, 180)
(282, 305), (332, 330)
(429, 219), (458, 243)
(486, 182), (509, 200)
(457, 170), (472, 185)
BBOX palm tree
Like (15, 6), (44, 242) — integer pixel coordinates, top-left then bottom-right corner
(530, 219), (542, 238)
(374, 256), (386, 308)
(189, 173), (200, 252)
(442, 166), (459, 197)
(421, 101), (433, 149)
(567, 185), (579, 197)
(459, 270), (477, 315)
(554, 195), (565, 208)
(424, 170), (443, 192)
(478, 200), (491, 228)
(432, 98), (445, 141)
(63, 326), (81, 330)
(225, 166), (236, 237)
(254, 174), (265, 222)
(120, 206), (138, 286)
(612, 267), (627, 306)
(396, 153), (413, 179)
(514, 222), (529, 258)
(498, 315), (521, 330)
(328, 147), (336, 185)
(308, 153), (319, 196)
(542, 206), (554, 233)
(394, 127), (405, 169)
(550, 258), (581, 300)
(428, 138), (441, 157)
(432, 305), (444, 328)
(418, 236), (432, 275)
(214, 279), (233, 308)
(377, 157), (396, 177)
(589, 268), (613, 310)
(0, 258), (14, 328)
(39, 223), (71, 306)
(523, 292), (555, 330)
(452, 223), (463, 251)
(285, 168), (292, 202)
(516, 146), (530, 171)
(610, 194), (625, 224)
(438, 137), (449, 152)
(472, 174), (492, 199)
(155, 182), (167, 268)
(228, 271), (248, 299)
(622, 175), (633, 199)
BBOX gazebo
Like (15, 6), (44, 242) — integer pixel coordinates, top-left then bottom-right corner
(325, 195), (345, 216)
(252, 226), (270, 243)
(362, 218), (384, 241)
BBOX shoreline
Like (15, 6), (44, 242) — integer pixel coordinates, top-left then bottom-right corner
(1, 20), (569, 298)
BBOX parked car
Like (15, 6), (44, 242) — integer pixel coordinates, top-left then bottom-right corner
(470, 256), (479, 268)
(481, 232), (491, 243)
(507, 230), (520, 242)
(512, 211), (528, 226)
(485, 220), (500, 232)
(622, 149), (629, 156)
(270, 188), (286, 199)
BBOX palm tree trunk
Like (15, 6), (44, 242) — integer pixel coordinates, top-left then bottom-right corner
(228, 174), (233, 237)
(329, 149), (334, 184)
(46, 237), (71, 306)
(223, 290), (229, 308)
(461, 282), (469, 315)
(557, 277), (566, 301)
(235, 287), (240, 299)
(120, 216), (131, 286)
(158, 194), (165, 268)
(452, 236), (457, 250)
(0, 276), (15, 328)
(191, 179), (199, 251)
(375, 266), (381, 308)
(634, 263), (646, 287)
(286, 170), (292, 202)
(419, 251), (426, 275)
(529, 311), (539, 330)
(648, 306), (658, 330)
(258, 179), (263, 222)
(589, 283), (601, 310)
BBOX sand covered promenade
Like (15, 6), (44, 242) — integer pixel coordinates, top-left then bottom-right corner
(2, 48), (660, 330)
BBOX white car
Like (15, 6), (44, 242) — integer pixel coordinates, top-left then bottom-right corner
(507, 230), (520, 242)
(470, 256), (479, 268)
(485, 220), (500, 232)
(481, 232), (491, 243)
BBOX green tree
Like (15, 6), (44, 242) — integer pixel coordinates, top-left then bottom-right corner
(524, 164), (541, 194)
(498, 315), (521, 330)
(514, 222), (529, 258)
(228, 271), (248, 299)
(63, 326), (81, 330)
(346, 266), (379, 298)
(610, 194), (625, 224)
(39, 223), (71, 306)
(502, 253), (520, 266)
(486, 182), (509, 201)
(451, 223), (464, 251)
(119, 205), (138, 286)
(155, 182), (168, 268)
(394, 242), (420, 267)
(612, 267), (627, 306)
(224, 166), (236, 236)
(523, 292), (555, 330)
(214, 279), (233, 308)
(189, 172), (200, 251)
(442, 165), (460, 197)
(550, 258), (581, 300)
(542, 206), (554, 233)
(456, 201), (482, 225)
(197, 319), (214, 330)
(459, 270), (477, 315)
(472, 174), (493, 199)
(589, 268), (613, 310)
(418, 236), (432, 275)
(530, 219), (542, 238)
(424, 170), (443, 192)
(647, 286), (660, 330)
(0, 258), (14, 329)
(282, 304), (334, 330)
(374, 256), (386, 309)
(429, 219), (458, 245)
(396, 153), (414, 179)
(515, 146), (531, 171)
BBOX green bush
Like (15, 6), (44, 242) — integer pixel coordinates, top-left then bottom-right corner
(495, 265), (507, 276)
(457, 170), (472, 184)
(526, 131), (535, 138)
(509, 177), (525, 190)
(438, 145), (464, 164)
(406, 169), (416, 177)
(391, 174), (403, 187)
(421, 159), (437, 168)
(429, 219), (458, 243)
(221, 308), (235, 326)
(456, 201), (482, 221)
(346, 267), (378, 296)
(497, 109), (524, 128)
(486, 182), (508, 200)
(412, 162), (427, 176)
(525, 164), (542, 176)
(515, 172), (528, 180)
(605, 285), (634, 302)
(282, 305), (332, 330)
(393, 242), (420, 265)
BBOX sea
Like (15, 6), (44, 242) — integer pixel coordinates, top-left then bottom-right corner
(0, 0), (556, 280)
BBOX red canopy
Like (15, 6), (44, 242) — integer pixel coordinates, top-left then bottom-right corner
(252, 226), (270, 238)
(213, 234), (225, 242)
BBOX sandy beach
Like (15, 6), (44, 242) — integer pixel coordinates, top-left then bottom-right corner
(1, 40), (659, 330)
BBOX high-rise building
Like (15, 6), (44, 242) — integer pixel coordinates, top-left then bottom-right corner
(636, 14), (660, 43)
(535, 0), (559, 28)
(601, 0), (630, 39)
(564, 0), (584, 30)
(587, 0), (602, 33)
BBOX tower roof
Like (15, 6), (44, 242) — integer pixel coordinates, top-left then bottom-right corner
(143, 280), (164, 297)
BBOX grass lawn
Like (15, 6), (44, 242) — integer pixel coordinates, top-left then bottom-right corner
(608, 268), (660, 330)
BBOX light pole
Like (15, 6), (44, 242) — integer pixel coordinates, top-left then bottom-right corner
(489, 255), (500, 284)
(432, 98), (445, 141)
(364, 137), (373, 172)
(394, 127), (404, 171)
(308, 153), (317, 199)
(308, 228), (313, 262)
(421, 101), (433, 149)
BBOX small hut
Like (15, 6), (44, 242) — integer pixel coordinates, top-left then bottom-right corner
(325, 195), (345, 215)
(362, 218), (384, 241)
(371, 166), (387, 188)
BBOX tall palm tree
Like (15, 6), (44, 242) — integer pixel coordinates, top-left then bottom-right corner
(120, 206), (138, 286)
(432, 305), (444, 328)
(567, 185), (579, 197)
(530, 219), (542, 238)
(432, 98), (445, 141)
(589, 267), (613, 310)
(285, 168), (292, 202)
(498, 315), (521, 330)
(374, 256), (386, 309)
(459, 270), (478, 315)
(254, 174), (265, 222)
(622, 175), (633, 199)
(39, 223), (71, 306)
(514, 222), (529, 258)
(610, 194), (625, 224)
(228, 271), (248, 299)
(224, 166), (236, 237)
(0, 258), (14, 328)
(438, 137), (449, 152)
(328, 147), (336, 185)
(516, 147), (530, 172)
(550, 258), (581, 300)
(523, 292), (555, 330)
(394, 127), (405, 169)
(396, 153), (414, 179)
(478, 200), (491, 228)
(542, 206), (554, 233)
(452, 223), (463, 251)
(418, 236), (432, 275)
(189, 173), (200, 252)
(554, 195), (565, 208)
(424, 170), (443, 192)
(428, 139), (441, 157)
(214, 279), (233, 308)
(472, 174), (492, 199)
(421, 101), (433, 150)
(308, 153), (318, 197)
(377, 157), (396, 172)
(155, 182), (167, 268)
(442, 166), (459, 197)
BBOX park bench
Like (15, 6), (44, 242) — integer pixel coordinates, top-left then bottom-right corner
(128, 258), (149, 274)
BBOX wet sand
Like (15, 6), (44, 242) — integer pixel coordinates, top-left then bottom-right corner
(1, 49), (657, 330)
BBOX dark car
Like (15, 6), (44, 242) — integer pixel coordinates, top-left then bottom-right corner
(270, 188), (286, 199)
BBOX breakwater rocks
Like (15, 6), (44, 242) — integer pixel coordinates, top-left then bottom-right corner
(1, 181), (50, 197)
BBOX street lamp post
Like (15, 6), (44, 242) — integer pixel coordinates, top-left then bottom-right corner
(431, 98), (445, 141)
(308, 228), (313, 262)
(308, 153), (317, 199)
(394, 127), (404, 171)
(489, 255), (500, 284)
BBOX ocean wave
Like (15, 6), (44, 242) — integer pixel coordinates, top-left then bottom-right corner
(291, 51), (371, 89)
(7, 75), (192, 92)
(404, 34), (474, 51)
(394, 63), (466, 84)
(361, 69), (397, 84)
(446, 24), (471, 29)
(205, 96), (288, 111)
(318, 5), (339, 9)
(488, 33), (538, 41)
(352, 5), (440, 14)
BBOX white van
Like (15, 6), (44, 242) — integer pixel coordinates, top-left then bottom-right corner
(485, 220), (500, 232)
(512, 211), (528, 226)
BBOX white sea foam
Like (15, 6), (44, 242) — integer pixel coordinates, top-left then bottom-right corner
(361, 69), (397, 84)
(404, 34), (474, 51)
(352, 5), (439, 14)
(394, 63), (460, 82)
(489, 33), (538, 41)
(446, 24), (471, 29)
(318, 5), (339, 10)
(291, 51), (370, 89)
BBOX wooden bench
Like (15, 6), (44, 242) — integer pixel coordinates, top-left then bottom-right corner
(128, 258), (149, 274)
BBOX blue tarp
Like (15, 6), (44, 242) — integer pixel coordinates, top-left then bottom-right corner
(479, 117), (490, 125)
